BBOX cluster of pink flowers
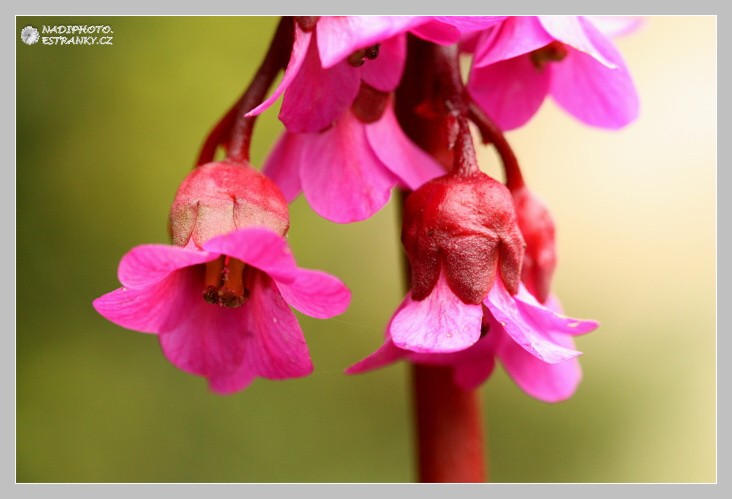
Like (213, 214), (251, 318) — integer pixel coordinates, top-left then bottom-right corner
(94, 16), (639, 401)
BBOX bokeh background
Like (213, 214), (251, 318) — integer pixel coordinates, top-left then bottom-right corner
(16, 16), (716, 483)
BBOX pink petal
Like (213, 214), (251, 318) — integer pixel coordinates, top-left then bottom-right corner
(246, 26), (313, 117)
(276, 268), (351, 319)
(360, 35), (406, 92)
(316, 16), (425, 69)
(117, 244), (216, 289)
(262, 131), (304, 202)
(550, 18), (639, 129)
(493, 323), (582, 403)
(207, 272), (313, 394)
(472, 16), (553, 68)
(585, 16), (644, 38)
(93, 267), (199, 334)
(539, 16), (616, 68)
(390, 272), (483, 353)
(484, 278), (582, 363)
(412, 16), (507, 45)
(364, 104), (445, 190)
(468, 55), (550, 131)
(202, 227), (298, 284)
(299, 110), (399, 223)
(279, 36), (360, 133)
(453, 353), (497, 391)
(157, 282), (250, 380)
(345, 338), (407, 374)
(514, 284), (599, 336)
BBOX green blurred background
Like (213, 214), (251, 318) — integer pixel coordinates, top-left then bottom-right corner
(16, 16), (716, 483)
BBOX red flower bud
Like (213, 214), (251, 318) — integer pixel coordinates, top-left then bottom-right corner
(402, 170), (525, 304)
(168, 161), (289, 248)
(511, 186), (557, 304)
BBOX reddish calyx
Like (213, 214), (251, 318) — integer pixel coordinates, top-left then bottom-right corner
(402, 170), (525, 303)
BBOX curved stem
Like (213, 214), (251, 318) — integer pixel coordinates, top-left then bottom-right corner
(468, 103), (525, 190)
(196, 17), (293, 166)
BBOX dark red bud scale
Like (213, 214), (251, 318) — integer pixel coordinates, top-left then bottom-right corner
(402, 170), (525, 304)
(511, 186), (557, 304)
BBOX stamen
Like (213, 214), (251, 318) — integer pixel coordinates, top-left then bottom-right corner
(530, 41), (569, 70)
(218, 258), (247, 308)
(203, 257), (226, 304)
(347, 50), (367, 67)
(364, 44), (380, 60)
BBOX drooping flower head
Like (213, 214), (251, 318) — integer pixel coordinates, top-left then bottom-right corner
(94, 160), (351, 393)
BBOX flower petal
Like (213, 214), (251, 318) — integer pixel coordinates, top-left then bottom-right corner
(276, 268), (351, 319)
(316, 16), (425, 69)
(299, 110), (399, 223)
(585, 16), (644, 38)
(390, 272), (483, 353)
(550, 19), (639, 129)
(360, 35), (406, 92)
(246, 26), (313, 117)
(262, 131), (304, 202)
(207, 272), (313, 394)
(468, 55), (551, 131)
(279, 36), (360, 133)
(364, 104), (445, 190)
(472, 16), (553, 68)
(493, 323), (582, 403)
(484, 278), (582, 363)
(514, 285), (599, 336)
(93, 267), (200, 334)
(539, 16), (615, 68)
(117, 244), (216, 289)
(345, 338), (407, 374)
(202, 227), (298, 283)
(412, 16), (508, 45)
(453, 353), (497, 391)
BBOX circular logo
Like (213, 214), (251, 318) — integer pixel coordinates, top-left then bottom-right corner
(21, 26), (40, 46)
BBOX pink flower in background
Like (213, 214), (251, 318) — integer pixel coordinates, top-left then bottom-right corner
(347, 285), (593, 403)
(468, 15), (639, 130)
(247, 16), (506, 133)
(263, 99), (444, 223)
(93, 227), (351, 394)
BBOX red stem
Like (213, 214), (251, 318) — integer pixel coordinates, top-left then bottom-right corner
(196, 17), (293, 166)
(394, 35), (488, 483)
(468, 103), (525, 190)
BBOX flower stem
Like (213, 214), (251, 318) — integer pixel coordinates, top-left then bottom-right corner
(468, 103), (525, 190)
(197, 16), (293, 166)
(395, 35), (488, 483)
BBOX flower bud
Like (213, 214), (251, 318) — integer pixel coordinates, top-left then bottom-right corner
(402, 170), (525, 303)
(169, 161), (289, 248)
(511, 186), (557, 304)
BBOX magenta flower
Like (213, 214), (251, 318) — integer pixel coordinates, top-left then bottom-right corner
(247, 16), (506, 133)
(467, 15), (639, 130)
(262, 99), (444, 223)
(94, 160), (351, 394)
(347, 281), (595, 403)
(93, 227), (351, 394)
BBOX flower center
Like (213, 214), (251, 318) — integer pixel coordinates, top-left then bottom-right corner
(202, 256), (251, 308)
(347, 44), (381, 67)
(529, 41), (568, 70)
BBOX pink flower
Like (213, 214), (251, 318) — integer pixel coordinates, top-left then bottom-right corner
(347, 281), (596, 403)
(94, 228), (351, 394)
(467, 16), (639, 130)
(262, 97), (444, 223)
(248, 16), (506, 133)
(93, 160), (351, 394)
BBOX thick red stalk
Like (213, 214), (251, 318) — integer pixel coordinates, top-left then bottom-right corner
(394, 35), (488, 483)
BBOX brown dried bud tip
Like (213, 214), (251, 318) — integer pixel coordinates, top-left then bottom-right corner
(402, 170), (525, 304)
